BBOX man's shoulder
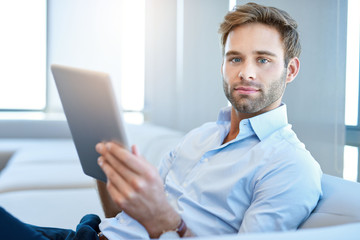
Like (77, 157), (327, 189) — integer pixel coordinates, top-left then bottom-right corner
(260, 125), (318, 166)
(267, 124), (307, 150)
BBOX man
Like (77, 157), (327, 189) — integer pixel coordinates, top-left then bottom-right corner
(0, 2), (322, 240)
(94, 2), (321, 239)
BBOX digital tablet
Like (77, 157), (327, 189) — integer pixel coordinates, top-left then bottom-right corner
(51, 64), (129, 182)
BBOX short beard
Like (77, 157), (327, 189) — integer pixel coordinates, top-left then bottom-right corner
(223, 70), (287, 114)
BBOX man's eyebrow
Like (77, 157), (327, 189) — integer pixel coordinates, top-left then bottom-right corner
(224, 50), (242, 57)
(254, 50), (278, 57)
(225, 50), (278, 57)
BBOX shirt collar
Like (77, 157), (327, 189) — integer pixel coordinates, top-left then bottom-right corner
(249, 104), (288, 140)
(217, 106), (232, 123)
(217, 104), (288, 141)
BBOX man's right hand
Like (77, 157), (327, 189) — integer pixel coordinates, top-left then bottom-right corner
(95, 142), (183, 238)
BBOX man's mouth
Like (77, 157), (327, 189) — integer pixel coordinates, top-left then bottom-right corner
(234, 86), (260, 95)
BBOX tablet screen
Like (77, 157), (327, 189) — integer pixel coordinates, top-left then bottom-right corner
(51, 64), (128, 182)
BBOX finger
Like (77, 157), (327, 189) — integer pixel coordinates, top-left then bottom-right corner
(98, 142), (141, 176)
(106, 142), (149, 175)
(98, 157), (136, 201)
(100, 151), (139, 184)
(95, 142), (107, 155)
(99, 154), (146, 193)
(106, 181), (126, 208)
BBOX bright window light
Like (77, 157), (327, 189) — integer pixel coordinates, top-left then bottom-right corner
(0, 0), (46, 110)
(345, 0), (360, 126)
(343, 145), (359, 182)
(120, 0), (145, 112)
(229, 0), (237, 11)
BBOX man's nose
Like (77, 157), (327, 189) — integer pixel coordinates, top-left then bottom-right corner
(238, 61), (256, 80)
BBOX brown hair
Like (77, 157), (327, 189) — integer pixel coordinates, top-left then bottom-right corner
(219, 2), (301, 64)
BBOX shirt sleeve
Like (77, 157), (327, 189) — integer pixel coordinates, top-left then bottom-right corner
(239, 147), (322, 233)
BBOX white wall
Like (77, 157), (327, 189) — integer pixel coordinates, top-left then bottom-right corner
(145, 0), (229, 130)
(144, 0), (178, 127)
(145, 0), (347, 177)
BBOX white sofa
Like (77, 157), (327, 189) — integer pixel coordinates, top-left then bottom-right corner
(0, 122), (360, 239)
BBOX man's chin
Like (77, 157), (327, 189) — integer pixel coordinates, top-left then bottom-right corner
(231, 99), (264, 114)
(232, 104), (257, 114)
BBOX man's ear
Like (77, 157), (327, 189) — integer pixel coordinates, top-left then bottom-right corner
(286, 57), (300, 84)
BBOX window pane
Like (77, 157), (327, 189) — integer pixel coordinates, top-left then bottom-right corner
(345, 0), (360, 126)
(120, 0), (145, 112)
(343, 145), (359, 182)
(0, 0), (46, 110)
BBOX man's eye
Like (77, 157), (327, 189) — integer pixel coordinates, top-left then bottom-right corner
(231, 58), (241, 63)
(258, 58), (270, 64)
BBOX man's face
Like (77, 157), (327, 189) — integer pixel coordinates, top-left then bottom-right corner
(222, 23), (291, 115)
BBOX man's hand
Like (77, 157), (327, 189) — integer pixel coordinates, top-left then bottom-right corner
(95, 142), (180, 238)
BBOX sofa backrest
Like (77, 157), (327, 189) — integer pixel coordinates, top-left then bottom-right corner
(125, 123), (184, 167)
(299, 174), (360, 229)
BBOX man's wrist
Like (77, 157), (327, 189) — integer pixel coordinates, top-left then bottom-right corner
(174, 218), (187, 237)
(159, 218), (187, 239)
(144, 209), (181, 238)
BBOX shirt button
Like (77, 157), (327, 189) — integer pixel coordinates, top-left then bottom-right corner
(183, 183), (187, 187)
(203, 158), (208, 162)
(165, 191), (169, 197)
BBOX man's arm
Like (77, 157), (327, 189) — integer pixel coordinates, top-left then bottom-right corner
(96, 142), (194, 238)
(239, 151), (322, 233)
(96, 180), (122, 218)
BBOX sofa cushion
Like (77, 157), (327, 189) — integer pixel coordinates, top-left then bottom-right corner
(0, 139), (95, 193)
(0, 161), (95, 193)
(0, 188), (104, 230)
(300, 174), (360, 228)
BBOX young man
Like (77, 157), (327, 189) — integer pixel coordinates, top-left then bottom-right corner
(95, 2), (322, 239)
(0, 2), (322, 240)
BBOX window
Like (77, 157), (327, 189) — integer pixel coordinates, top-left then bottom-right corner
(119, 0), (145, 124)
(0, 0), (47, 111)
(344, 0), (360, 182)
(0, 1), (145, 125)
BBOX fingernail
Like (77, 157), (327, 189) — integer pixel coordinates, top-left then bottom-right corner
(106, 143), (111, 151)
(98, 157), (103, 166)
(96, 143), (102, 152)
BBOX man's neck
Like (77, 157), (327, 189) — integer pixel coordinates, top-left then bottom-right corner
(223, 107), (255, 144)
(222, 102), (282, 144)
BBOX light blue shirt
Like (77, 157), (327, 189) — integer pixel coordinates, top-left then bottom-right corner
(100, 104), (322, 239)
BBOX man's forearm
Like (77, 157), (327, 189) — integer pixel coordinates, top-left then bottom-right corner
(96, 180), (122, 218)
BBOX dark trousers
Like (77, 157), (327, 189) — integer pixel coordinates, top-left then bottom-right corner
(0, 207), (101, 240)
